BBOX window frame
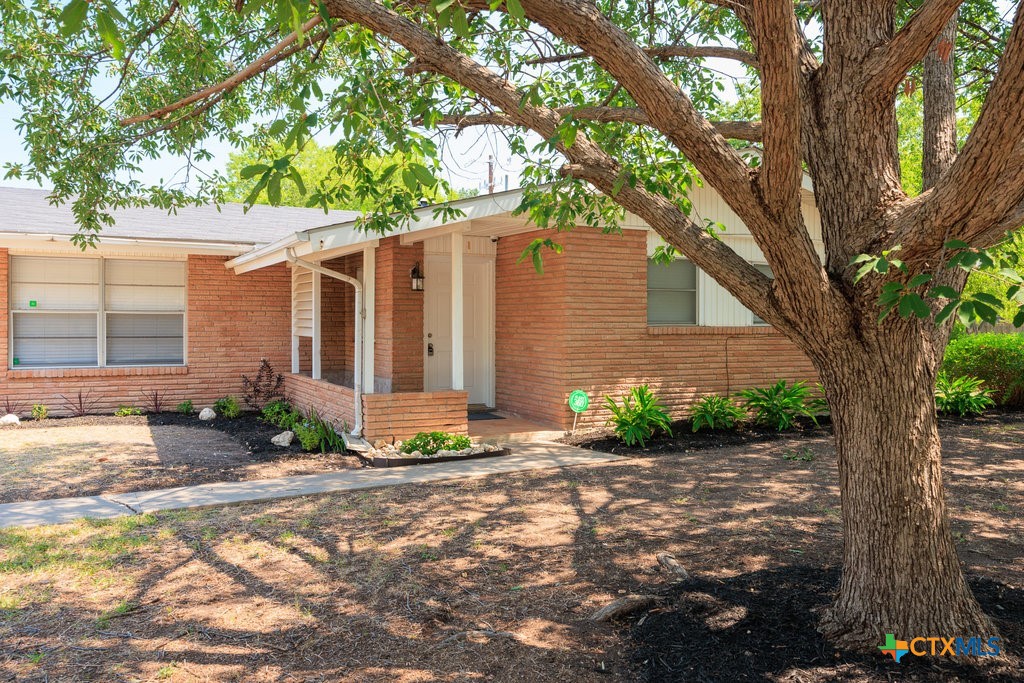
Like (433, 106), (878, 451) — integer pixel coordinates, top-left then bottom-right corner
(9, 255), (188, 370)
(646, 257), (700, 327)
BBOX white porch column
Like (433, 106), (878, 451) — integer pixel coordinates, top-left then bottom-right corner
(362, 244), (376, 393)
(450, 231), (464, 391)
(290, 267), (300, 374)
(311, 270), (322, 380)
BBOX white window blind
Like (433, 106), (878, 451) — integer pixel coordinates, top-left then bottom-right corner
(10, 256), (185, 368)
(647, 258), (698, 325)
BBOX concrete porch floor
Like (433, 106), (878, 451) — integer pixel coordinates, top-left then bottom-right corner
(468, 413), (567, 444)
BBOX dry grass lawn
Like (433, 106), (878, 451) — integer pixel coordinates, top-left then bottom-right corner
(0, 418), (1021, 682)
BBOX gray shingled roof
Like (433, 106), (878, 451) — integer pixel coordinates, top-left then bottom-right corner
(0, 187), (361, 246)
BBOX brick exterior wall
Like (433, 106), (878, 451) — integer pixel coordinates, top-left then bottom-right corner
(282, 372), (356, 429)
(374, 236), (425, 393)
(362, 390), (468, 442)
(0, 251), (293, 416)
(493, 228), (819, 430)
(320, 253), (361, 385)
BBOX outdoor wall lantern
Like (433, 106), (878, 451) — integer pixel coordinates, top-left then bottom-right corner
(411, 262), (424, 291)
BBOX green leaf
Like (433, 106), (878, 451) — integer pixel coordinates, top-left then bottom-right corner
(451, 5), (470, 37)
(267, 174), (282, 205)
(1013, 307), (1024, 328)
(96, 11), (124, 59)
(505, 0), (526, 21)
(907, 273), (933, 288)
(58, 0), (89, 37)
(240, 164), (269, 179)
(935, 301), (959, 325)
(927, 285), (959, 299)
(898, 293), (930, 319)
(409, 163), (436, 186)
(944, 239), (971, 250)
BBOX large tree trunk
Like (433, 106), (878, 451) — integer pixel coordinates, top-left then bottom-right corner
(811, 316), (994, 646)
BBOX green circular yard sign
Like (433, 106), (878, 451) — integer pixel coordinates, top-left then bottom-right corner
(568, 390), (590, 413)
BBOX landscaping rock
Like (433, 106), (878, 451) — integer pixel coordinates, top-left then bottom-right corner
(271, 431), (294, 447)
(373, 439), (387, 450)
(199, 407), (217, 421)
(0, 413), (20, 426)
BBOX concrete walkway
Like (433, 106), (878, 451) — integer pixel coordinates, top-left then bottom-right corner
(0, 442), (621, 529)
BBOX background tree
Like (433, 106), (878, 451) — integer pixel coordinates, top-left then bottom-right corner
(3, 0), (1024, 648)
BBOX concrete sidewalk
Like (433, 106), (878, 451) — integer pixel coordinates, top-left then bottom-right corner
(0, 442), (621, 529)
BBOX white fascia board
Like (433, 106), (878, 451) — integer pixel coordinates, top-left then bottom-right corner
(0, 233), (253, 257)
(224, 232), (309, 272)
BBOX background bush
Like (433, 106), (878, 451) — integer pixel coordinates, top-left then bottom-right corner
(401, 431), (471, 455)
(214, 396), (241, 419)
(943, 333), (1024, 407)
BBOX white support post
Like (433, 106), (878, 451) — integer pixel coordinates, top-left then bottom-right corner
(290, 266), (300, 374)
(450, 231), (464, 391)
(311, 270), (322, 380)
(362, 245), (376, 394)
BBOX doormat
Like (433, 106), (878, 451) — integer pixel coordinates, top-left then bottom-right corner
(468, 411), (505, 421)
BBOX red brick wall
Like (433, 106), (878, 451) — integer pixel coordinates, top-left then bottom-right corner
(374, 236), (425, 393)
(0, 252), (293, 416)
(320, 254), (361, 383)
(494, 229), (818, 430)
(362, 390), (468, 442)
(282, 372), (356, 428)
(494, 233), (571, 427)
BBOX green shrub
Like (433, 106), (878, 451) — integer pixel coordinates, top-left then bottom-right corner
(293, 421), (322, 452)
(31, 404), (48, 421)
(114, 406), (142, 417)
(176, 400), (193, 415)
(604, 385), (673, 447)
(401, 431), (472, 455)
(213, 396), (241, 419)
(292, 409), (345, 453)
(690, 394), (746, 432)
(261, 399), (301, 430)
(943, 333), (1024, 407)
(737, 380), (823, 431)
(935, 372), (995, 416)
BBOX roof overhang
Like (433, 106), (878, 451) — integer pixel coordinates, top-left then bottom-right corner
(0, 232), (255, 257)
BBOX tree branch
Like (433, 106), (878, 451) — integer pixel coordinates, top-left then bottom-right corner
(526, 43), (758, 68)
(433, 108), (763, 142)
(860, 0), (964, 95)
(750, 0), (803, 215)
(120, 15), (325, 126)
(322, 0), (786, 327)
(887, 4), (1024, 261)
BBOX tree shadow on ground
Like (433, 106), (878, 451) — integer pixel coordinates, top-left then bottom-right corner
(632, 565), (1023, 683)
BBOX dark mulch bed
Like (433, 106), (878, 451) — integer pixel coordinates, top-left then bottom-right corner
(144, 411), (307, 459)
(631, 566), (1023, 682)
(12, 412), (307, 459)
(563, 408), (1024, 456)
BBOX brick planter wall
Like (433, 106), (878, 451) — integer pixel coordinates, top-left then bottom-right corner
(282, 373), (356, 428)
(362, 390), (468, 442)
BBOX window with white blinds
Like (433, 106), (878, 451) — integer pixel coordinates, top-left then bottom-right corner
(647, 258), (698, 325)
(10, 257), (185, 368)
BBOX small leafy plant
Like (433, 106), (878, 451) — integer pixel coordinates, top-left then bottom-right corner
(214, 396), (241, 419)
(177, 400), (194, 415)
(935, 372), (994, 416)
(604, 385), (673, 447)
(262, 399), (302, 430)
(141, 389), (165, 414)
(114, 405), (142, 417)
(690, 394), (746, 432)
(241, 359), (284, 410)
(293, 408), (346, 453)
(782, 447), (816, 462)
(401, 431), (472, 455)
(59, 390), (98, 417)
(737, 380), (822, 431)
(31, 404), (48, 421)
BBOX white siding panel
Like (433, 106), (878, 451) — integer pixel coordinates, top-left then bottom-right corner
(292, 267), (314, 337)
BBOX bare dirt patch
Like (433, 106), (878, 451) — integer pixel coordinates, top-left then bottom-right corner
(0, 414), (361, 504)
(0, 418), (1020, 681)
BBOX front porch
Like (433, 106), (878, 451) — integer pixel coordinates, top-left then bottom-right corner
(278, 228), (501, 442)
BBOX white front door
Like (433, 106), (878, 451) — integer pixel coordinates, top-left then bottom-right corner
(424, 252), (494, 406)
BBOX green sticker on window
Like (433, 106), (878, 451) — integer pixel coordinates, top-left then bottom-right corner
(29, 300), (37, 307)
(12, 357), (19, 366)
